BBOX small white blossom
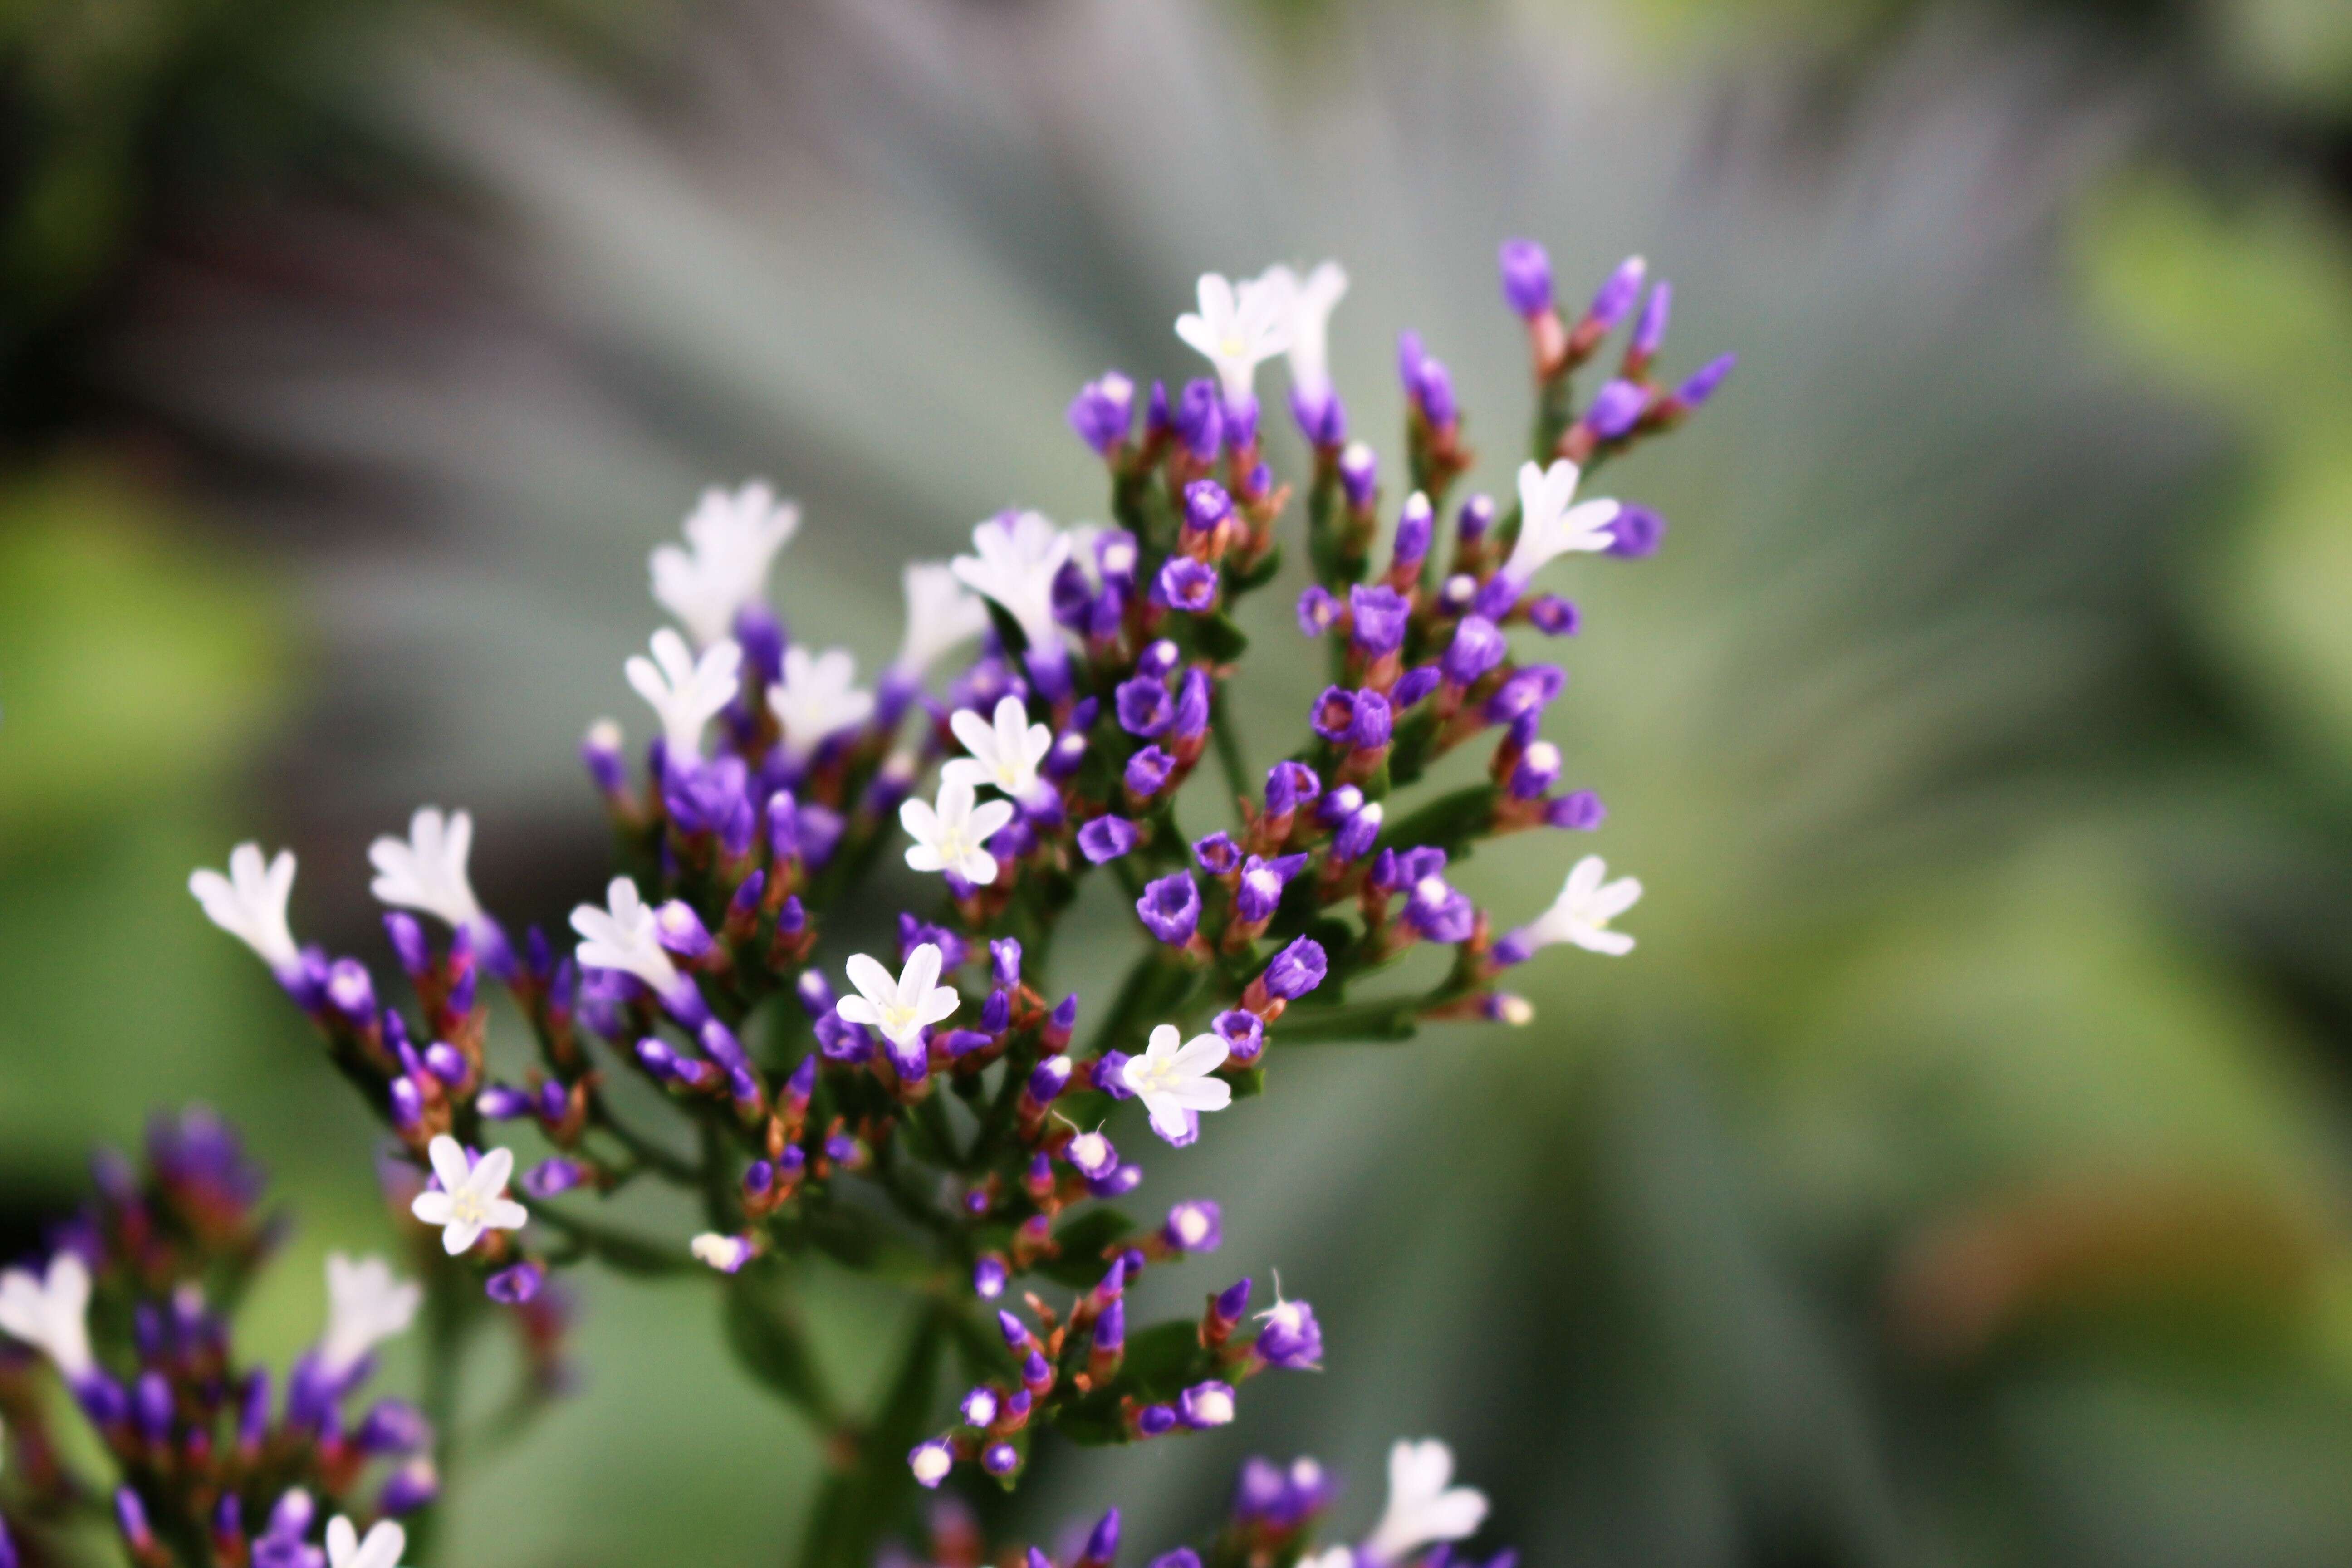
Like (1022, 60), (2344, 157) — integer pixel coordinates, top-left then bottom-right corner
(1175, 271), (1292, 409)
(1121, 1023), (1232, 1144)
(691, 1233), (756, 1274)
(950, 511), (1071, 653)
(942, 695), (1052, 801)
(1500, 459), (1620, 585)
(407, 1137), (527, 1257)
(1362, 1438), (1489, 1566)
(318, 1254), (421, 1377)
(767, 646), (875, 763)
(1298, 1551), (1354, 1568)
(366, 808), (482, 930)
(1520, 855), (1643, 957)
(836, 942), (960, 1051)
(624, 628), (742, 760)
(0, 1253), (94, 1380)
(1259, 260), (1348, 406)
(650, 481), (799, 647)
(892, 561), (992, 681)
(325, 1514), (408, 1568)
(189, 843), (300, 972)
(569, 876), (682, 991)
(900, 776), (1017, 886)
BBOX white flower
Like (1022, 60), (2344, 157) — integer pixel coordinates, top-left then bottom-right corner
(1520, 855), (1643, 957)
(1259, 260), (1348, 405)
(899, 776), (1017, 886)
(318, 1254), (421, 1377)
(569, 876), (682, 991)
(942, 695), (1051, 800)
(767, 646), (875, 763)
(0, 1253), (94, 1380)
(1500, 459), (1620, 584)
(1298, 1551), (1354, 1568)
(366, 808), (482, 930)
(650, 480), (800, 647)
(691, 1233), (756, 1274)
(1121, 1023), (1232, 1144)
(407, 1137), (528, 1256)
(1362, 1438), (1490, 1565)
(325, 1514), (408, 1568)
(836, 942), (960, 1051)
(950, 510), (1071, 652)
(1175, 271), (1292, 409)
(189, 843), (300, 972)
(624, 627), (742, 759)
(892, 561), (992, 680)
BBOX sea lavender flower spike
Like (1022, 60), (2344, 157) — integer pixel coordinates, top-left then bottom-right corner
(189, 843), (300, 974)
(649, 480), (799, 648)
(366, 807), (482, 931)
(408, 1137), (527, 1256)
(901, 775), (1018, 885)
(944, 695), (1053, 800)
(1122, 1024), (1232, 1144)
(1175, 271), (1292, 412)
(625, 627), (741, 759)
(836, 943), (960, 1053)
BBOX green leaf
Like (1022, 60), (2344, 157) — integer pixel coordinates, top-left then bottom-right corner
(1119, 1318), (1210, 1397)
(1194, 611), (1250, 662)
(983, 600), (1031, 662)
(1035, 1207), (1135, 1286)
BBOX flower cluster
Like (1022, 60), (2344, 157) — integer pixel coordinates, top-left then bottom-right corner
(0, 1112), (437, 1568)
(173, 236), (1722, 1551)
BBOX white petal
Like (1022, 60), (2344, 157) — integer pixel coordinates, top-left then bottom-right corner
(899, 942), (942, 999)
(835, 996), (885, 1028)
(326, 1517), (359, 1568)
(425, 1136), (471, 1194)
(441, 1219), (484, 1257)
(469, 1146), (514, 1199)
(843, 952), (897, 1009)
(409, 1192), (454, 1228)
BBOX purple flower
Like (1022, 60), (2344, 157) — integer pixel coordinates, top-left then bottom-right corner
(476, 1084), (531, 1121)
(1311, 686), (1362, 745)
(1318, 783), (1365, 825)
(1605, 504), (1666, 558)
(1138, 638), (1180, 679)
(353, 1399), (431, 1455)
(1485, 665), (1565, 724)
(1584, 254), (1646, 330)
(1170, 668), (1210, 740)
(1457, 491), (1496, 543)
(1194, 833), (1243, 876)
(1499, 237), (1554, 316)
(1178, 1380), (1238, 1428)
(1676, 351), (1736, 408)
(1116, 675), (1173, 736)
(1338, 441), (1377, 510)
(1183, 479), (1233, 531)
(1265, 760), (1320, 818)
(1393, 491), (1434, 570)
(974, 1257), (1008, 1299)
(1164, 1199), (1223, 1254)
(1632, 280), (1673, 361)
(1297, 584), (1342, 637)
(898, 915), (970, 971)
(910, 1437), (955, 1489)
(1212, 1008), (1265, 1065)
(1254, 1296), (1323, 1369)
(1331, 802), (1382, 862)
(1392, 665), (1441, 709)
(523, 1158), (583, 1198)
(1528, 594), (1580, 635)
(1414, 355), (1457, 425)
(1078, 814), (1141, 863)
(1093, 1050), (1133, 1101)
(1347, 689), (1392, 749)
(1262, 937), (1328, 1000)
(1234, 853), (1307, 923)
(1349, 584), (1411, 657)
(1138, 1405), (1179, 1437)
(1125, 745), (1175, 799)
(1404, 876), (1477, 943)
(1174, 378), (1223, 459)
(1443, 617), (1508, 686)
(1136, 874), (1201, 946)
(1291, 384), (1347, 446)
(1508, 741), (1563, 799)
(1585, 378), (1649, 441)
(485, 1263), (544, 1304)
(1068, 370), (1135, 455)
(1157, 558), (1220, 614)
(1546, 790), (1607, 830)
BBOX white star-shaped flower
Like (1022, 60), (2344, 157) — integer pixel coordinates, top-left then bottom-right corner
(942, 696), (1052, 801)
(1500, 459), (1620, 586)
(1362, 1438), (1489, 1565)
(190, 843), (301, 973)
(1176, 272), (1292, 410)
(1259, 260), (1348, 405)
(950, 511), (1071, 653)
(325, 1515), (408, 1568)
(1519, 856), (1643, 957)
(318, 1254), (421, 1377)
(569, 875), (681, 991)
(835, 942), (960, 1051)
(366, 808), (482, 930)
(0, 1253), (95, 1380)
(408, 1137), (528, 1256)
(650, 481), (800, 647)
(625, 627), (742, 760)
(899, 776), (1017, 886)
(1121, 1024), (1232, 1145)
(767, 646), (875, 763)
(892, 561), (992, 681)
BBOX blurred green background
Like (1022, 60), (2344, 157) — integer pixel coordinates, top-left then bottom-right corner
(8, 0), (2352, 1563)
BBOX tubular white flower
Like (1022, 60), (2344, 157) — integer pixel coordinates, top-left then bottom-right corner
(569, 875), (681, 991)
(1519, 855), (1642, 957)
(835, 942), (960, 1051)
(1362, 1439), (1490, 1565)
(1175, 271), (1292, 409)
(942, 695), (1052, 800)
(1260, 260), (1348, 405)
(407, 1137), (527, 1257)
(767, 645), (875, 763)
(1501, 459), (1621, 586)
(366, 808), (482, 930)
(318, 1254), (421, 1377)
(892, 561), (992, 680)
(1121, 1023), (1232, 1144)
(950, 510), (1070, 653)
(649, 480), (799, 647)
(691, 1233), (756, 1274)
(624, 628), (742, 760)
(0, 1253), (94, 1381)
(899, 776), (1017, 886)
(325, 1515), (409, 1568)
(189, 843), (300, 973)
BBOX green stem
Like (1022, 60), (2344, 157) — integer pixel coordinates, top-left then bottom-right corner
(796, 1304), (951, 1568)
(1209, 688), (1251, 818)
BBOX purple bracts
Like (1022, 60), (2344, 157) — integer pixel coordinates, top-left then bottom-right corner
(1262, 938), (1328, 1000)
(1499, 237), (1553, 316)
(1443, 617), (1507, 686)
(1136, 874), (1201, 946)
(1078, 815), (1140, 863)
(1350, 585), (1410, 656)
